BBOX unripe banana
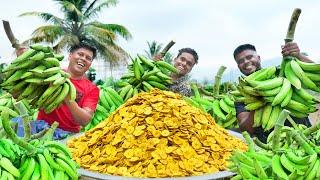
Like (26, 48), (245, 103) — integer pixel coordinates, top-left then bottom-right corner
(272, 79), (291, 106)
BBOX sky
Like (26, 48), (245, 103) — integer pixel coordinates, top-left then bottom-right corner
(1, 0), (320, 81)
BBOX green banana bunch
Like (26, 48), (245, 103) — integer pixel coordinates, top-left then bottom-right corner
(211, 96), (238, 129)
(83, 84), (124, 131)
(0, 138), (24, 165)
(0, 135), (79, 179)
(0, 101), (79, 180)
(1, 44), (76, 113)
(0, 136), (79, 179)
(236, 63), (319, 131)
(302, 121), (320, 146)
(16, 140), (79, 180)
(228, 131), (274, 180)
(228, 150), (272, 179)
(201, 82), (237, 97)
(0, 154), (21, 179)
(283, 57), (320, 92)
(120, 55), (177, 98)
(0, 93), (37, 124)
(187, 84), (238, 129)
(230, 111), (320, 180)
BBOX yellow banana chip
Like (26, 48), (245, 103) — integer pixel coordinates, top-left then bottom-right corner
(67, 89), (247, 178)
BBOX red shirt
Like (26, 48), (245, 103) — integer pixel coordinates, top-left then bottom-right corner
(37, 77), (99, 132)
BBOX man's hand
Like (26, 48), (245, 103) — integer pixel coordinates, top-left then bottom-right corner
(153, 54), (163, 61)
(281, 42), (300, 57)
(63, 93), (71, 104)
(237, 111), (254, 135)
(16, 46), (27, 57)
(281, 42), (313, 63)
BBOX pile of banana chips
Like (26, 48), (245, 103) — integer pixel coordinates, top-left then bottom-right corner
(68, 89), (247, 178)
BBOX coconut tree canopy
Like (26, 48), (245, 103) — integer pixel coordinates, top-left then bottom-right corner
(20, 0), (132, 65)
(144, 40), (173, 64)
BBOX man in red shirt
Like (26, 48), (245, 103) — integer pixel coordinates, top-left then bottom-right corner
(37, 43), (99, 133)
(15, 43), (99, 139)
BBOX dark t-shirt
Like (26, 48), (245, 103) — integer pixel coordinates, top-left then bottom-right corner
(234, 102), (311, 143)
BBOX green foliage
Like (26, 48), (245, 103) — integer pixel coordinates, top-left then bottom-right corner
(144, 40), (173, 64)
(20, 0), (132, 65)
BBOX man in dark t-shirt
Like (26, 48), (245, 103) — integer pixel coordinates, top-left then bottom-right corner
(233, 43), (313, 143)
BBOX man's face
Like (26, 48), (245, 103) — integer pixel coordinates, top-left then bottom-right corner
(235, 49), (261, 76)
(173, 52), (196, 76)
(68, 48), (93, 76)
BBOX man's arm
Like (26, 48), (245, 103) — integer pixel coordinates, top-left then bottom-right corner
(237, 111), (254, 134)
(64, 101), (94, 126)
(153, 54), (163, 61)
(234, 102), (254, 135)
(281, 42), (313, 63)
(63, 86), (99, 127)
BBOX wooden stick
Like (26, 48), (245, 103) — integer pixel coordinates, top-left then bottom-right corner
(285, 8), (301, 43)
(2, 20), (20, 49)
(279, 8), (302, 77)
(160, 40), (175, 57)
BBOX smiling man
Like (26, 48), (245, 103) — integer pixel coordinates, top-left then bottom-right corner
(233, 43), (313, 143)
(233, 44), (261, 76)
(35, 43), (99, 137)
(13, 43), (99, 139)
(163, 48), (198, 96)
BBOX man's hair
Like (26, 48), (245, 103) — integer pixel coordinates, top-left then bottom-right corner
(177, 48), (199, 64)
(233, 44), (256, 59)
(69, 43), (97, 59)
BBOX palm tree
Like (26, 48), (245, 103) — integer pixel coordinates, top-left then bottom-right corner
(20, 0), (132, 66)
(145, 41), (162, 59)
(144, 41), (173, 64)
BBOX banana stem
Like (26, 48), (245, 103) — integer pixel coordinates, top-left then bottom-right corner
(41, 121), (59, 141)
(279, 58), (287, 77)
(279, 9), (301, 77)
(285, 8), (301, 43)
(160, 40), (175, 57)
(1, 109), (37, 155)
(288, 130), (316, 155)
(253, 137), (272, 151)
(303, 121), (320, 136)
(298, 131), (316, 148)
(0, 121), (18, 138)
(242, 131), (255, 152)
(286, 132), (292, 147)
(213, 66), (227, 96)
(0, 128), (6, 138)
(30, 128), (49, 140)
(13, 102), (31, 139)
(191, 83), (201, 98)
(272, 109), (290, 151)
(199, 87), (214, 96)
(287, 115), (298, 130)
